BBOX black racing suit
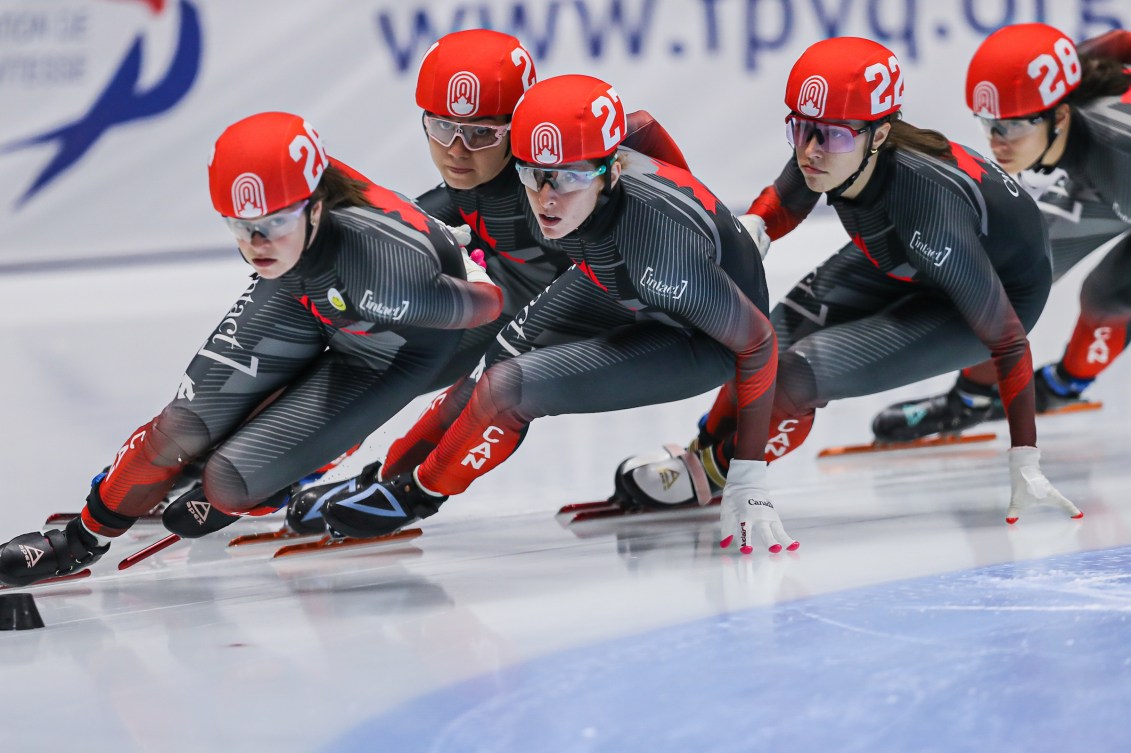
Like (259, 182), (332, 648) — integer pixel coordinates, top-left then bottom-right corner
(404, 147), (777, 495)
(1024, 91), (1131, 381)
(84, 197), (501, 536)
(705, 142), (1052, 468)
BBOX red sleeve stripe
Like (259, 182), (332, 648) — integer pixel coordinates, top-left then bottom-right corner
(736, 336), (778, 408)
(746, 185), (802, 240)
(998, 347), (1034, 412)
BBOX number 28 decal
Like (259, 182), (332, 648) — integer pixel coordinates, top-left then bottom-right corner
(1029, 38), (1081, 107)
(289, 121), (329, 192)
(591, 87), (624, 152)
(864, 56), (905, 115)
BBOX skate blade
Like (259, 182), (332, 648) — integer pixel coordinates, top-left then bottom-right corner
(45, 511), (164, 526)
(0, 568), (92, 591)
(568, 496), (721, 524)
(228, 528), (317, 548)
(272, 527), (422, 559)
(1042, 400), (1102, 416)
(556, 500), (614, 515)
(117, 534), (182, 571)
(817, 431), (997, 458)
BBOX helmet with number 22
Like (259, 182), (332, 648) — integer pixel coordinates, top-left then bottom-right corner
(785, 37), (904, 122)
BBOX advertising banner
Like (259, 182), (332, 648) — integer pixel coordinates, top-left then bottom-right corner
(0, 0), (1125, 266)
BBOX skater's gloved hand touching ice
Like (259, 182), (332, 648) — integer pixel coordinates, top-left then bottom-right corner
(719, 459), (797, 554)
(1006, 447), (1082, 524)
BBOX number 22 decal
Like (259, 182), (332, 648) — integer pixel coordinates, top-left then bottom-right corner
(864, 56), (904, 115)
(1029, 38), (1081, 107)
(591, 88), (623, 151)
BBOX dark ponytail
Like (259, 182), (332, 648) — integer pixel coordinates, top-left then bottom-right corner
(310, 164), (376, 212)
(881, 117), (956, 163)
(1064, 55), (1131, 107)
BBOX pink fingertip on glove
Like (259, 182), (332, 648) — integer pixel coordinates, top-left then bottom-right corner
(787, 541), (800, 551)
(720, 535), (733, 548)
(470, 249), (486, 268)
(742, 545), (755, 554)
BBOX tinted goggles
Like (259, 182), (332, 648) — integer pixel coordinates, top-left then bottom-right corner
(423, 114), (510, 151)
(976, 113), (1048, 141)
(785, 116), (870, 153)
(223, 200), (309, 242)
(515, 163), (608, 194)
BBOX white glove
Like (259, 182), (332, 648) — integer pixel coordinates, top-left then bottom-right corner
(737, 214), (771, 260)
(439, 221), (493, 286)
(719, 459), (797, 554)
(1006, 446), (1082, 524)
(461, 246), (493, 285)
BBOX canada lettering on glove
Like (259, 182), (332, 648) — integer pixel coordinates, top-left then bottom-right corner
(746, 498), (773, 508)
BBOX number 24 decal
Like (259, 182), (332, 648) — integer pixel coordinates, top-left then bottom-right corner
(1029, 38), (1081, 107)
(864, 56), (905, 115)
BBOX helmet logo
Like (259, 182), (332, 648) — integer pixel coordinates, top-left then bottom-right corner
(531, 122), (563, 165)
(447, 71), (480, 116)
(797, 75), (828, 118)
(971, 81), (1000, 118)
(231, 172), (268, 218)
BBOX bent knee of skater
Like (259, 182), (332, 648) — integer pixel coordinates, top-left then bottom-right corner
(472, 362), (525, 416)
(200, 454), (257, 514)
(153, 404), (214, 461)
(776, 351), (820, 414)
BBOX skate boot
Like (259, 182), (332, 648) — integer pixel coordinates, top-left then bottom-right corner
(321, 468), (446, 539)
(872, 384), (993, 443)
(285, 461), (383, 535)
(1034, 363), (1092, 413)
(611, 444), (721, 511)
(0, 517), (109, 587)
(162, 484), (290, 539)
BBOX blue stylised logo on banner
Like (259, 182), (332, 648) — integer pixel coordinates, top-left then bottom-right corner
(2, 0), (202, 207)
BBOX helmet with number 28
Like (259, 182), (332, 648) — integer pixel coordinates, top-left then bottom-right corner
(510, 74), (627, 166)
(208, 111), (329, 219)
(784, 36), (904, 123)
(966, 23), (1081, 120)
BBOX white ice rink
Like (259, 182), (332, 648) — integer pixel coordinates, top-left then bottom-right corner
(1, 217), (1129, 752)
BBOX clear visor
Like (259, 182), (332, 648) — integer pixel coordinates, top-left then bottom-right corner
(975, 113), (1047, 142)
(515, 163), (608, 194)
(785, 116), (869, 154)
(424, 114), (510, 151)
(223, 200), (309, 242)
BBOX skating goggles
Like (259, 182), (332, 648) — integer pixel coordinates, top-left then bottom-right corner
(975, 113), (1048, 141)
(785, 116), (870, 154)
(515, 163), (608, 194)
(423, 114), (510, 151)
(223, 200), (309, 242)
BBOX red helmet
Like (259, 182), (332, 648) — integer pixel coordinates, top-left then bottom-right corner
(208, 112), (329, 219)
(966, 23), (1081, 119)
(785, 37), (904, 121)
(415, 29), (537, 118)
(511, 74), (627, 165)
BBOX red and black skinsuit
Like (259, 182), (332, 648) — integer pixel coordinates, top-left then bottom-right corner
(384, 147), (777, 495)
(83, 183), (501, 537)
(700, 141), (1053, 469)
